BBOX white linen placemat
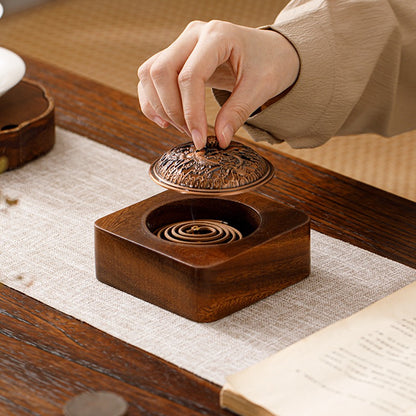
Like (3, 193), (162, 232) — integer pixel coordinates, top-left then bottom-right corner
(1, 128), (414, 386)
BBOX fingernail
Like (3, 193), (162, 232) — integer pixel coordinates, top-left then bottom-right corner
(153, 116), (168, 128)
(191, 129), (205, 150)
(220, 124), (234, 148)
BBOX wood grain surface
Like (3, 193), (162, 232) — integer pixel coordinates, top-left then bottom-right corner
(0, 286), (231, 415)
(95, 191), (310, 322)
(1, 56), (415, 415)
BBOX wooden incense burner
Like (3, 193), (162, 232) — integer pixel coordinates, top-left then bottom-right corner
(0, 79), (55, 171)
(95, 190), (310, 322)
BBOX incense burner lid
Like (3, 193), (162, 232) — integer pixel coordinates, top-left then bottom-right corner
(149, 136), (274, 195)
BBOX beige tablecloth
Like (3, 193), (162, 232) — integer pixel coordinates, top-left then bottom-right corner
(1, 128), (414, 385)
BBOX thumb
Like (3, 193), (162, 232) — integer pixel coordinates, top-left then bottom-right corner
(214, 82), (263, 148)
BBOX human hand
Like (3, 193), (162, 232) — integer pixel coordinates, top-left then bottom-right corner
(137, 20), (299, 149)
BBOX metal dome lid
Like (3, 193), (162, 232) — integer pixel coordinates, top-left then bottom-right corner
(149, 136), (274, 195)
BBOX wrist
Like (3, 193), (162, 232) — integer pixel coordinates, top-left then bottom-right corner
(261, 28), (300, 105)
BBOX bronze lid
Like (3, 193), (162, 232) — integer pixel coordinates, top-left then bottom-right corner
(149, 136), (274, 195)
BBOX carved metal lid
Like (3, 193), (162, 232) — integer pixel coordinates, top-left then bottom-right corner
(149, 136), (274, 195)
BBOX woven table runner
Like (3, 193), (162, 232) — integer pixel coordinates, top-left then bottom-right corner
(1, 128), (414, 386)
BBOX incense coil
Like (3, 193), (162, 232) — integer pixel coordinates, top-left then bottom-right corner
(156, 219), (242, 244)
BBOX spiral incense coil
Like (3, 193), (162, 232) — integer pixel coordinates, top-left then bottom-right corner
(156, 219), (242, 245)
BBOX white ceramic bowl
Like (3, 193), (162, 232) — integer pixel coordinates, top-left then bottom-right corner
(0, 47), (26, 97)
(0, 4), (3, 18)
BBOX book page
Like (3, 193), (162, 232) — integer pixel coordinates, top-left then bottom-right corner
(221, 280), (416, 416)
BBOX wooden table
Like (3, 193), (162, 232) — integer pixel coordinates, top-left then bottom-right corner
(1, 57), (415, 416)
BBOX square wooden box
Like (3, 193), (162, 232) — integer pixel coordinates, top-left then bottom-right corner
(95, 191), (310, 322)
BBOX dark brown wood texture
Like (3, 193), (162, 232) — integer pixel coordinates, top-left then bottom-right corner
(95, 191), (310, 322)
(0, 287), (231, 416)
(0, 78), (55, 170)
(0, 56), (415, 415)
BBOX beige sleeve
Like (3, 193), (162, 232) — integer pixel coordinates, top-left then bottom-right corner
(214, 0), (416, 148)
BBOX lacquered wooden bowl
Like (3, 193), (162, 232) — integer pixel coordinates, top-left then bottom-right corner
(0, 78), (55, 171)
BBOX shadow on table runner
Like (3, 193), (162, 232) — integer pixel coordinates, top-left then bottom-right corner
(1, 128), (415, 385)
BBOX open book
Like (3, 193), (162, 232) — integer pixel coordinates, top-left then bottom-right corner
(220, 280), (416, 416)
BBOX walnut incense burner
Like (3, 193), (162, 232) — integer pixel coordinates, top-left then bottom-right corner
(95, 137), (310, 322)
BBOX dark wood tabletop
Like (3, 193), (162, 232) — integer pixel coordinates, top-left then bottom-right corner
(1, 57), (415, 416)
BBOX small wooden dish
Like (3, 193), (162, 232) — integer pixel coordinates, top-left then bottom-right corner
(0, 78), (55, 171)
(95, 191), (310, 322)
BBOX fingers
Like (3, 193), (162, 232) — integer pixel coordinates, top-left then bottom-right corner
(138, 53), (190, 135)
(138, 53), (172, 129)
(178, 66), (207, 149)
(214, 79), (267, 148)
(138, 20), (232, 149)
(138, 20), (300, 150)
(137, 21), (202, 138)
(214, 28), (301, 148)
(178, 23), (233, 149)
(137, 82), (169, 129)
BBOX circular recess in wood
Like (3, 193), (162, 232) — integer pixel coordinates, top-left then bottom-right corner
(156, 219), (243, 244)
(146, 197), (260, 244)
